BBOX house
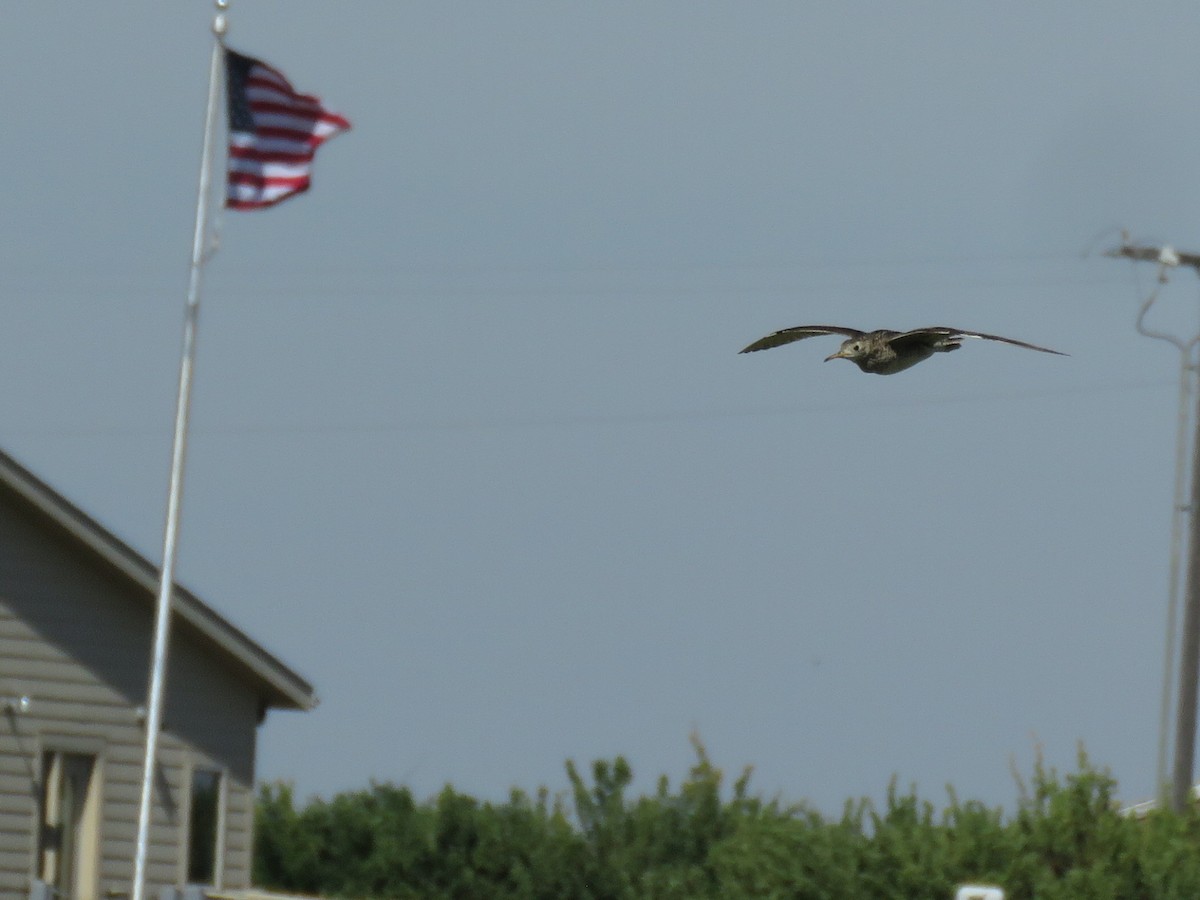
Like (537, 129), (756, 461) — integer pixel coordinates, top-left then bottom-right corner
(0, 448), (316, 899)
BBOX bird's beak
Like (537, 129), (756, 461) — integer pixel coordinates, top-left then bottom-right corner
(824, 349), (847, 362)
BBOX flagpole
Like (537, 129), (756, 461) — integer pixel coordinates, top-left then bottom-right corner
(131, 5), (227, 899)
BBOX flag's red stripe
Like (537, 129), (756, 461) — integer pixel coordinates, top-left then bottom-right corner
(231, 129), (329, 153)
(227, 189), (310, 210)
(245, 77), (319, 99)
(247, 120), (341, 143)
(227, 183), (312, 211)
(245, 66), (297, 92)
(228, 172), (311, 190)
(257, 120), (348, 142)
(229, 160), (313, 179)
(246, 110), (351, 137)
(228, 146), (316, 165)
(238, 116), (347, 140)
(228, 135), (317, 157)
(247, 99), (326, 121)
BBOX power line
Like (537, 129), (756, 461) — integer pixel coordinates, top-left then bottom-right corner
(0, 252), (1139, 302)
(0, 377), (1174, 440)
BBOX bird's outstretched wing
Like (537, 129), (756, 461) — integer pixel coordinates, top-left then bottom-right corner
(891, 327), (1068, 356)
(739, 325), (865, 354)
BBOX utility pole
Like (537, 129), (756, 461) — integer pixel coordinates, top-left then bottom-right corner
(1106, 236), (1200, 813)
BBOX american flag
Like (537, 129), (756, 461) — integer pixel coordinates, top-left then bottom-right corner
(224, 49), (350, 210)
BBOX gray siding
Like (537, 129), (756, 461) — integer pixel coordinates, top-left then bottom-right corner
(0, 490), (265, 896)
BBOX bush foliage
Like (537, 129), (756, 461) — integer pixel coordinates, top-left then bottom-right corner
(253, 737), (1200, 899)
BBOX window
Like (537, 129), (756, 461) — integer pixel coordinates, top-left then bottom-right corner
(187, 769), (223, 885)
(38, 751), (99, 900)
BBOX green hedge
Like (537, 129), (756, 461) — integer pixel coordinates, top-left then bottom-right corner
(253, 739), (1200, 899)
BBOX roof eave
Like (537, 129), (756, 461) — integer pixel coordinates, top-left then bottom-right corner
(0, 450), (317, 712)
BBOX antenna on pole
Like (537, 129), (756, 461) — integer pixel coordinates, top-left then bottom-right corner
(1105, 232), (1200, 813)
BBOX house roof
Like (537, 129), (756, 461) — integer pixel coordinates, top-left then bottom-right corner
(0, 447), (317, 712)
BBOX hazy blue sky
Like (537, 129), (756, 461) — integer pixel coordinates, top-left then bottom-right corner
(5, 2), (1200, 815)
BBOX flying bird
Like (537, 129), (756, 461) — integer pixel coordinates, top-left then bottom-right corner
(738, 325), (1067, 375)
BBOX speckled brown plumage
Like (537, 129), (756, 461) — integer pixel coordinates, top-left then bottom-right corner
(739, 325), (1067, 375)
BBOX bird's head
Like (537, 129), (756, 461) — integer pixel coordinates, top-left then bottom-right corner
(825, 338), (868, 363)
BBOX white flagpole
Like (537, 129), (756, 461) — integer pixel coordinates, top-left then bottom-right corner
(131, 4), (228, 899)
